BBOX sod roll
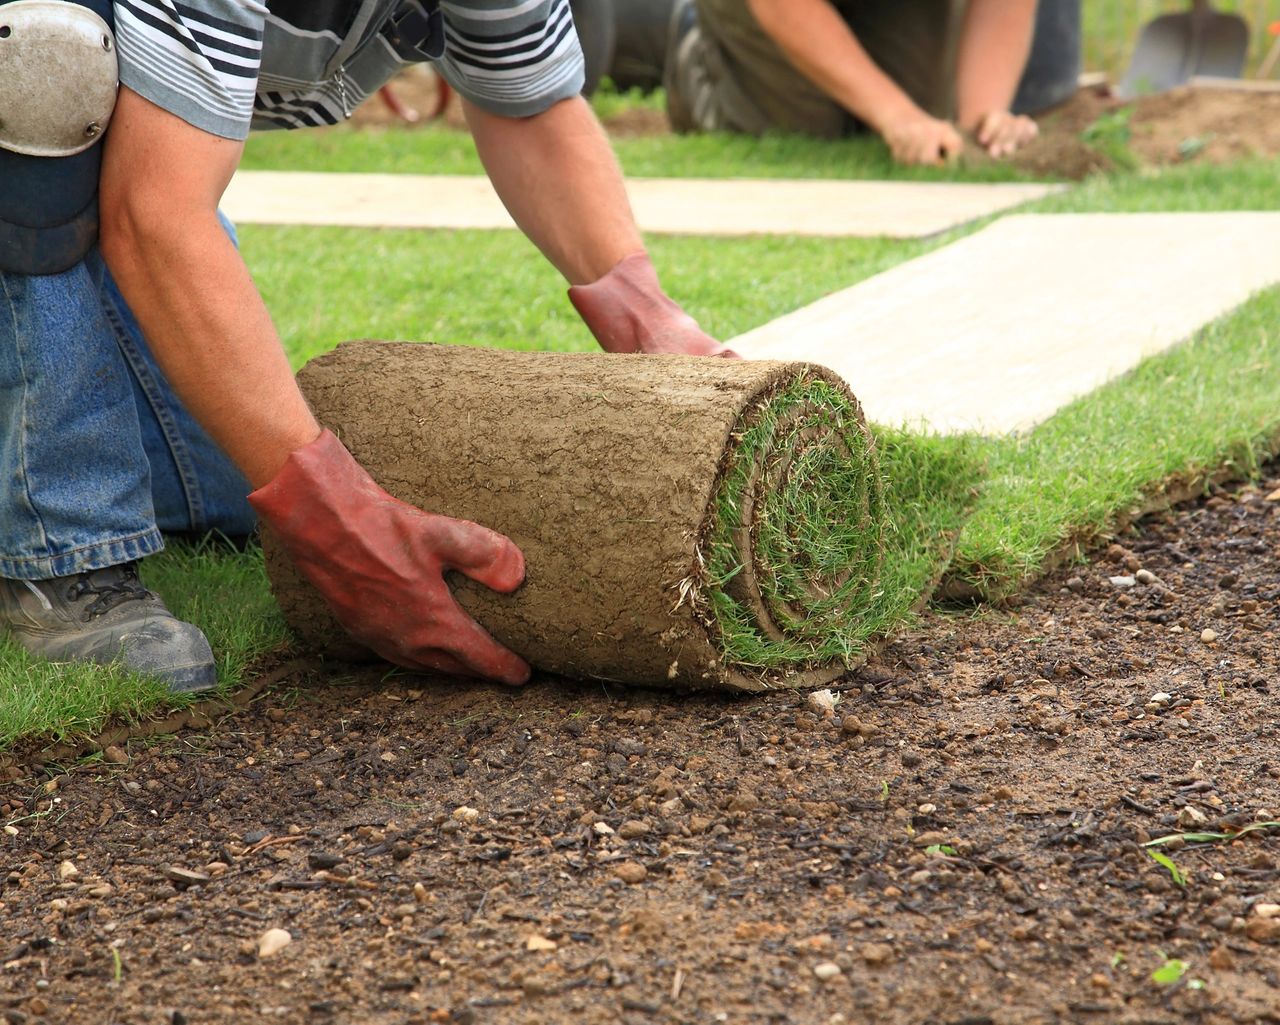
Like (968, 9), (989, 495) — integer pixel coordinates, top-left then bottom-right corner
(264, 342), (886, 691)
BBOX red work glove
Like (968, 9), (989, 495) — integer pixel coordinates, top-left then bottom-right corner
(248, 430), (531, 685)
(568, 252), (739, 358)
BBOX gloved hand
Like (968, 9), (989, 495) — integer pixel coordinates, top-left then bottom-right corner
(248, 430), (531, 685)
(569, 252), (739, 358)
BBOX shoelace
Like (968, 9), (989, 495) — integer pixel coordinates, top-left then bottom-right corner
(66, 566), (152, 621)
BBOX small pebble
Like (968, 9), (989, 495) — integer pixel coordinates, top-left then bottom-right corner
(806, 690), (839, 719)
(307, 852), (343, 871)
(812, 962), (841, 981)
(1208, 946), (1235, 971)
(103, 746), (128, 765)
(1246, 918), (1280, 943)
(57, 860), (79, 881)
(1177, 806), (1209, 828)
(164, 867), (211, 887)
(1254, 903), (1280, 919)
(860, 942), (894, 966)
(413, 882), (430, 904)
(525, 934), (557, 952)
(1201, 628), (1218, 643)
(613, 861), (647, 884)
(1109, 575), (1136, 588)
(451, 806), (480, 824)
(617, 820), (649, 840)
(258, 928), (292, 959)
(1135, 569), (1158, 585)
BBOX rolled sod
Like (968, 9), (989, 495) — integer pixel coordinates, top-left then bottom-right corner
(264, 342), (893, 691)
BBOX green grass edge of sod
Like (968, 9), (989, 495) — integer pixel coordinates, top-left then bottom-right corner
(700, 375), (983, 676)
(3, 136), (1278, 751)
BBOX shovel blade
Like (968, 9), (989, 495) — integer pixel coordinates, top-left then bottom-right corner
(1118, 9), (1249, 99)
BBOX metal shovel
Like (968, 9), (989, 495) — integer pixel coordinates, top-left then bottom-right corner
(1117, 0), (1250, 98)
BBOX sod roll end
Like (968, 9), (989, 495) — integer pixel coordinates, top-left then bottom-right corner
(264, 342), (886, 691)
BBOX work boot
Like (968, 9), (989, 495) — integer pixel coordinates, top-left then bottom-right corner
(0, 563), (217, 693)
(663, 0), (701, 131)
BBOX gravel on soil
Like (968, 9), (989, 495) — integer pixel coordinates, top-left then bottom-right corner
(2, 464), (1279, 1024)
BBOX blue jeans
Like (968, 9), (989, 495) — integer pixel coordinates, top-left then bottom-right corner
(0, 215), (256, 580)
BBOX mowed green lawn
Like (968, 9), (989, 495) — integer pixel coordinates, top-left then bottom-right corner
(3, 110), (1278, 751)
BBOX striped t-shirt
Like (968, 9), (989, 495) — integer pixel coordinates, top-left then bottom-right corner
(113, 0), (585, 139)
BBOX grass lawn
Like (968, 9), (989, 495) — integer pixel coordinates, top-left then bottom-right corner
(4, 111), (1278, 751)
(240, 116), (1044, 183)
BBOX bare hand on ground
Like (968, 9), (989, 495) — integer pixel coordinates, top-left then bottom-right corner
(881, 113), (965, 166)
(973, 110), (1038, 158)
(249, 430), (531, 684)
(569, 252), (739, 358)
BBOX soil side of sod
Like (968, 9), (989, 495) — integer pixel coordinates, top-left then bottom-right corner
(3, 462), (1279, 1024)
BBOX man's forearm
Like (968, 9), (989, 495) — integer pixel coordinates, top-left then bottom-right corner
(463, 96), (642, 285)
(101, 209), (319, 487)
(955, 0), (1037, 129)
(746, 0), (921, 133)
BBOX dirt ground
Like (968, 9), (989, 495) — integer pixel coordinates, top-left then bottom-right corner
(356, 68), (1280, 178)
(3, 454), (1279, 1023)
(999, 84), (1280, 180)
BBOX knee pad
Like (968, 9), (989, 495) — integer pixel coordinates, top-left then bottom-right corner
(0, 0), (118, 275)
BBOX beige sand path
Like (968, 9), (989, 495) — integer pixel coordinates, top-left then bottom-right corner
(221, 171), (1061, 239)
(731, 212), (1280, 434)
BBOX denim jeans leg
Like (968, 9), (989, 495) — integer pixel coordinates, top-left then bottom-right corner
(99, 212), (257, 540)
(0, 253), (164, 580)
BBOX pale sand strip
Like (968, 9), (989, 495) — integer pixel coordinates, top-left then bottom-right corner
(221, 171), (1062, 239)
(730, 212), (1280, 435)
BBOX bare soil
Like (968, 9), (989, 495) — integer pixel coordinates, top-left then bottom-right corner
(355, 70), (1280, 179)
(3, 461), (1279, 1024)
(1000, 84), (1280, 180)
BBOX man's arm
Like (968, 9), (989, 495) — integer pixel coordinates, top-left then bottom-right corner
(955, 0), (1039, 157)
(746, 0), (962, 166)
(100, 88), (319, 488)
(464, 94), (733, 356)
(462, 94), (639, 286)
(99, 87), (530, 684)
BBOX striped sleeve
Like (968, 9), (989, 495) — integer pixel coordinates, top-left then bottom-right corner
(114, 0), (268, 140)
(435, 0), (585, 117)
